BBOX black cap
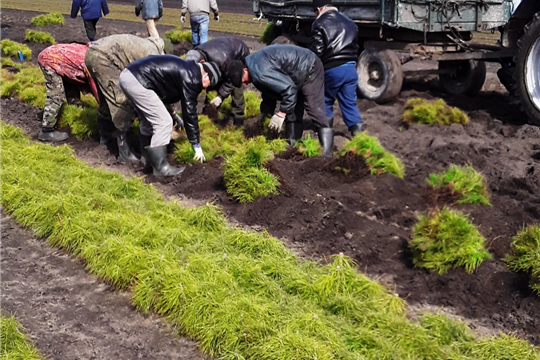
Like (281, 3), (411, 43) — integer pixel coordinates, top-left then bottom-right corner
(313, 0), (331, 9)
(227, 60), (244, 88)
(202, 62), (221, 87)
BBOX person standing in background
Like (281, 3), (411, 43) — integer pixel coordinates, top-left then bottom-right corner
(71, 0), (109, 41)
(181, 0), (219, 46)
(135, 0), (163, 38)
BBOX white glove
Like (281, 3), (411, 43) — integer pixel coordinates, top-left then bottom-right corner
(193, 144), (206, 163)
(268, 113), (286, 132)
(181, 15), (186, 23)
(209, 96), (222, 107)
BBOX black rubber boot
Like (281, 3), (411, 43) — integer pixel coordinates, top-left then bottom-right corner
(116, 131), (140, 163)
(328, 117), (334, 128)
(233, 116), (245, 127)
(145, 145), (185, 177)
(38, 128), (68, 142)
(349, 123), (363, 136)
(318, 127), (334, 158)
(98, 117), (115, 145)
(139, 134), (153, 174)
(285, 122), (304, 147)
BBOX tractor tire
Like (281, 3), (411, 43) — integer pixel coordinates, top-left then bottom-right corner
(357, 48), (403, 104)
(514, 12), (540, 126)
(438, 60), (486, 96)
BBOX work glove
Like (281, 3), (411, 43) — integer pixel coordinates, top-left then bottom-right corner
(214, 13), (220, 21)
(193, 143), (206, 163)
(135, 6), (141, 16)
(209, 96), (222, 107)
(172, 113), (184, 131)
(181, 14), (186, 23)
(268, 113), (286, 132)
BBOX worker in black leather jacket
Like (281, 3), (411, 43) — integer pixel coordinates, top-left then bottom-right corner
(119, 55), (221, 177)
(310, 0), (363, 136)
(185, 36), (250, 126)
(233, 45), (333, 157)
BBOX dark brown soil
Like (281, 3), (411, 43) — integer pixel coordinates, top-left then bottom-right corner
(2, 7), (540, 351)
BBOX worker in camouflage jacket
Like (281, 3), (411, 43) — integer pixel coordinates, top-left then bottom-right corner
(85, 34), (173, 163)
(38, 43), (99, 142)
(185, 36), (249, 126)
(235, 45), (334, 157)
(310, 0), (363, 136)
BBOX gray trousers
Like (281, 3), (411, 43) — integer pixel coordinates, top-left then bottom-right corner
(118, 69), (172, 147)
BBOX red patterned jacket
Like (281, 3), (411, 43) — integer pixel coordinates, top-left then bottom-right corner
(38, 43), (99, 101)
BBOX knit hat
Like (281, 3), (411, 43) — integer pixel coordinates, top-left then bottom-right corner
(227, 60), (245, 88)
(313, 0), (331, 9)
(202, 62), (221, 87)
(163, 38), (173, 55)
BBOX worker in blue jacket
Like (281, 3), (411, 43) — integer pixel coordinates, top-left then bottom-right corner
(71, 0), (109, 41)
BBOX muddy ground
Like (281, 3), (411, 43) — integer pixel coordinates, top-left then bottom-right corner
(1, 7), (540, 356)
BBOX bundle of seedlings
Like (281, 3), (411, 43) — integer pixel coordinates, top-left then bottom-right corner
(58, 94), (99, 139)
(31, 12), (65, 27)
(506, 225), (540, 294)
(403, 98), (469, 125)
(174, 115), (246, 164)
(223, 136), (286, 202)
(25, 29), (55, 45)
(426, 164), (491, 205)
(0, 64), (46, 108)
(340, 132), (405, 178)
(1, 314), (43, 360)
(410, 207), (492, 274)
(2, 123), (539, 359)
(1, 39), (32, 60)
(207, 89), (262, 120)
(295, 134), (321, 157)
(164, 28), (192, 44)
(259, 22), (277, 45)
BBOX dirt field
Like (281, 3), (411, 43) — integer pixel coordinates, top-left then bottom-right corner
(1, 6), (539, 357)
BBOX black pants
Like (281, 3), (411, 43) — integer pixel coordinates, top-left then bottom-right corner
(83, 18), (99, 41)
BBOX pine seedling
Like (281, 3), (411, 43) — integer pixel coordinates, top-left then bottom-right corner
(164, 28), (192, 44)
(1, 40), (32, 60)
(403, 98), (469, 125)
(25, 30), (55, 44)
(506, 225), (540, 294)
(427, 164), (491, 205)
(410, 208), (491, 274)
(1, 57), (20, 69)
(341, 132), (405, 178)
(296, 134), (321, 157)
(1, 315), (43, 359)
(0, 64), (46, 107)
(58, 94), (98, 139)
(31, 13), (65, 27)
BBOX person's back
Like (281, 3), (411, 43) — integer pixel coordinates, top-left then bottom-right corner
(89, 34), (165, 68)
(181, 0), (219, 46)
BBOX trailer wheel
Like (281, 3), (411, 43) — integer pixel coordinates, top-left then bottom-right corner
(514, 12), (540, 126)
(357, 48), (403, 103)
(438, 60), (486, 96)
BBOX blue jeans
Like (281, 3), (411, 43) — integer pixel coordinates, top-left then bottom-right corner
(190, 14), (209, 46)
(324, 62), (362, 128)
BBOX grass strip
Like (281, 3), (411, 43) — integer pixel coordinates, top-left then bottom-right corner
(1, 123), (539, 359)
(340, 132), (405, 178)
(410, 207), (492, 274)
(506, 225), (540, 294)
(1, 314), (44, 360)
(404, 98), (469, 125)
(25, 30), (56, 45)
(1, 39), (32, 60)
(1, 63), (46, 108)
(31, 12), (65, 27)
(427, 164), (491, 205)
(2, 0), (268, 37)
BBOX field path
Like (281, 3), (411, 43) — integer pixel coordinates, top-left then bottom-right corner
(1, 213), (210, 360)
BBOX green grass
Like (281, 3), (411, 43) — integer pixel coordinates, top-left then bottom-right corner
(1, 314), (43, 360)
(410, 207), (492, 274)
(57, 94), (99, 140)
(163, 28), (192, 44)
(427, 164), (491, 205)
(0, 64), (45, 108)
(1, 57), (20, 69)
(1, 122), (539, 359)
(31, 12), (65, 27)
(404, 98), (469, 125)
(1, 40), (32, 60)
(506, 225), (540, 294)
(25, 30), (55, 45)
(259, 22), (277, 45)
(208, 90), (262, 119)
(223, 136), (285, 202)
(296, 134), (321, 157)
(340, 132), (405, 178)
